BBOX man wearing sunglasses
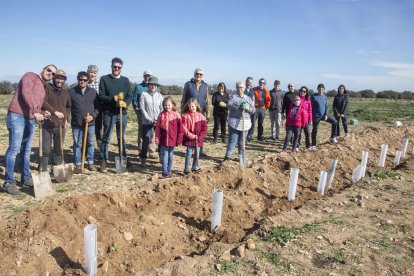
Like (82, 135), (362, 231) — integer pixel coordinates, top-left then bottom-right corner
(98, 57), (131, 172)
(2, 65), (55, 196)
(41, 69), (71, 172)
(250, 78), (271, 142)
(69, 71), (100, 173)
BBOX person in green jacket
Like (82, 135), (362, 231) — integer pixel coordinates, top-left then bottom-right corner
(98, 57), (131, 172)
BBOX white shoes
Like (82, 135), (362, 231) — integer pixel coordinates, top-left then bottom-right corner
(330, 137), (338, 144)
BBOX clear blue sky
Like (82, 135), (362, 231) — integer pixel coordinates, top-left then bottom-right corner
(1, 0), (413, 92)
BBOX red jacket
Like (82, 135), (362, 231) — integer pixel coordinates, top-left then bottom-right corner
(286, 104), (306, 128)
(300, 96), (313, 124)
(253, 86), (271, 109)
(181, 111), (208, 147)
(155, 111), (183, 147)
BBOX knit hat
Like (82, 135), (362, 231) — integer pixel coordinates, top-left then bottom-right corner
(148, 76), (160, 86)
(317, 83), (325, 89)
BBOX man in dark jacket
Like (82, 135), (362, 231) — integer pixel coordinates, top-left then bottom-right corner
(98, 57), (131, 172)
(41, 69), (71, 172)
(69, 71), (100, 173)
(281, 83), (297, 119)
(268, 80), (284, 140)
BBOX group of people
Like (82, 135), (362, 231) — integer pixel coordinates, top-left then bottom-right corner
(1, 58), (349, 196)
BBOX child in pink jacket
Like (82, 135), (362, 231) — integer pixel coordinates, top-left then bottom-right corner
(298, 86), (313, 149)
(281, 95), (307, 154)
(181, 98), (208, 174)
(155, 96), (182, 178)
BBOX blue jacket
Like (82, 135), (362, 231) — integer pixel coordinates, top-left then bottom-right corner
(132, 81), (160, 110)
(311, 93), (329, 119)
(182, 78), (208, 112)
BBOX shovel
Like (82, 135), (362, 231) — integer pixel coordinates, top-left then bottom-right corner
(32, 121), (54, 198)
(81, 113), (89, 171)
(115, 96), (127, 173)
(52, 121), (73, 182)
(240, 108), (249, 168)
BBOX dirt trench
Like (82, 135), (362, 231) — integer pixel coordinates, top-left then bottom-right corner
(0, 126), (411, 275)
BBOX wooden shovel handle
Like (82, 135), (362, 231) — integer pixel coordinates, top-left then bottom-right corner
(119, 107), (122, 159)
(81, 113), (89, 170)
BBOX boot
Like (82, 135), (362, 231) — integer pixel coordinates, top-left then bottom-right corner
(141, 158), (147, 167)
(100, 160), (107, 172)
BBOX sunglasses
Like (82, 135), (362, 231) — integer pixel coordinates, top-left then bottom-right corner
(112, 65), (122, 70)
(46, 68), (56, 77)
(288, 86), (294, 88)
(78, 78), (89, 82)
(195, 73), (203, 76)
(294, 99), (301, 102)
(259, 82), (265, 84)
(300, 90), (306, 93)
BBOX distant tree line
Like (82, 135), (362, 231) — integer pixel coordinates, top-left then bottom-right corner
(0, 80), (412, 99)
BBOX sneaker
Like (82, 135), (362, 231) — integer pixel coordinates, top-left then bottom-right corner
(345, 133), (349, 137)
(74, 165), (82, 174)
(1, 182), (22, 196)
(140, 158), (147, 167)
(183, 170), (190, 176)
(246, 135), (252, 142)
(100, 161), (107, 172)
(213, 139), (217, 144)
(87, 163), (96, 172)
(223, 156), (230, 162)
(257, 137), (264, 141)
(18, 178), (33, 187)
(280, 150), (289, 155)
(192, 168), (201, 173)
(161, 173), (171, 179)
(330, 137), (338, 144)
(310, 146), (317, 150)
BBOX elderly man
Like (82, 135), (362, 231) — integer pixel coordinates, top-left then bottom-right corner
(132, 69), (160, 153)
(98, 57), (131, 172)
(86, 65), (102, 149)
(181, 68), (209, 156)
(69, 71), (100, 172)
(41, 69), (71, 172)
(2, 65), (55, 195)
(250, 78), (271, 141)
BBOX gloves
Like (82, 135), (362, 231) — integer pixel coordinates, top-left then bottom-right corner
(218, 101), (227, 107)
(241, 101), (248, 110)
(114, 92), (124, 102)
(118, 101), (127, 108)
(282, 114), (286, 120)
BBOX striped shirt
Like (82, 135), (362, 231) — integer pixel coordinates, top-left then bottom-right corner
(87, 80), (100, 94)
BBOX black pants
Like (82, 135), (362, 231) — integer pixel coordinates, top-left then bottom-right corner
(250, 108), (266, 139)
(336, 115), (348, 136)
(283, 126), (301, 150)
(42, 126), (65, 170)
(298, 123), (311, 148)
(311, 116), (338, 146)
(213, 113), (227, 141)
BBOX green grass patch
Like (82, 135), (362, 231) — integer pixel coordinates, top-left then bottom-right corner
(266, 222), (322, 245)
(216, 259), (238, 273)
(328, 248), (348, 264)
(373, 171), (399, 180)
(56, 184), (76, 193)
(386, 256), (403, 265)
(261, 251), (291, 272)
(379, 239), (391, 249)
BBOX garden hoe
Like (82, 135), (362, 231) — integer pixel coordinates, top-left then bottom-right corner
(32, 121), (54, 198)
(52, 120), (73, 182)
(81, 113), (89, 172)
(115, 92), (127, 173)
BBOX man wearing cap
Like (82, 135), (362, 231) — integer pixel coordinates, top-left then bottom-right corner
(268, 80), (284, 140)
(132, 69), (160, 153)
(98, 57), (131, 172)
(251, 78), (271, 141)
(311, 83), (338, 148)
(41, 69), (71, 172)
(139, 76), (163, 166)
(2, 65), (55, 195)
(69, 71), (100, 173)
(86, 65), (102, 149)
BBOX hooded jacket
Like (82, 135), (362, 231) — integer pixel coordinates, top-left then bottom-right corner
(333, 93), (348, 117)
(181, 111), (208, 147)
(155, 110), (183, 147)
(286, 103), (307, 128)
(299, 96), (313, 124)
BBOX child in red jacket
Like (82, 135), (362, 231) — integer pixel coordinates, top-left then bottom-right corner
(182, 98), (208, 174)
(281, 96), (306, 154)
(155, 96), (182, 178)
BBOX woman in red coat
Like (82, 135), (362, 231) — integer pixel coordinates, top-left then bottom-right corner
(280, 96), (306, 154)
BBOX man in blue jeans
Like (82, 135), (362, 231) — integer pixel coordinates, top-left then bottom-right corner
(98, 57), (131, 172)
(2, 65), (56, 196)
(311, 83), (338, 149)
(69, 71), (100, 173)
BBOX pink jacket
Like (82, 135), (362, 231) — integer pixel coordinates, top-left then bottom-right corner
(8, 72), (46, 119)
(181, 111), (208, 147)
(286, 104), (307, 128)
(300, 96), (313, 124)
(155, 111), (183, 147)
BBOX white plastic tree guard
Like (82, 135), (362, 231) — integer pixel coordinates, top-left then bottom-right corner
(211, 189), (223, 232)
(379, 144), (388, 167)
(361, 151), (369, 178)
(84, 224), (97, 276)
(326, 159), (338, 189)
(288, 168), (299, 201)
(401, 138), (409, 157)
(317, 171), (328, 196)
(352, 164), (363, 183)
(394, 150), (402, 166)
